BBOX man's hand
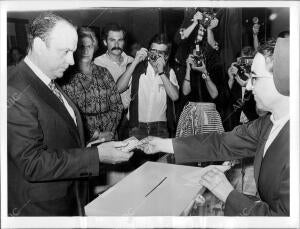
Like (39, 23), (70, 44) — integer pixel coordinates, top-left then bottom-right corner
(186, 54), (194, 70)
(138, 136), (174, 154)
(252, 23), (260, 36)
(155, 56), (166, 74)
(235, 75), (248, 87)
(199, 167), (234, 202)
(192, 11), (203, 23)
(133, 48), (148, 65)
(207, 18), (219, 30)
(228, 63), (238, 81)
(97, 141), (133, 164)
(191, 61), (207, 74)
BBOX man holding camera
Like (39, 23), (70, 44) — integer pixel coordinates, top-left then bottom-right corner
(117, 33), (179, 140)
(226, 46), (259, 130)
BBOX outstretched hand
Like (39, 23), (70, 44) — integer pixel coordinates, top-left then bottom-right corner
(199, 166), (234, 202)
(97, 141), (133, 164)
(137, 136), (173, 155)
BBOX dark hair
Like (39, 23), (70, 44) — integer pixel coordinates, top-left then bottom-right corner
(102, 23), (126, 41)
(27, 11), (76, 52)
(277, 30), (289, 38)
(256, 39), (277, 72)
(241, 46), (255, 57)
(148, 33), (172, 55)
(78, 27), (98, 51)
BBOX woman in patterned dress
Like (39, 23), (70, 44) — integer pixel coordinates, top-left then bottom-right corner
(62, 27), (123, 143)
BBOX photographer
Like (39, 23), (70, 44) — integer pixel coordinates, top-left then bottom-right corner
(175, 41), (228, 139)
(117, 33), (179, 140)
(173, 8), (221, 123)
(225, 46), (259, 130)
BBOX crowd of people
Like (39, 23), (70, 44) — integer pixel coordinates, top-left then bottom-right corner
(7, 10), (290, 217)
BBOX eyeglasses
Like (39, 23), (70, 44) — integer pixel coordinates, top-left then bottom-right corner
(149, 49), (167, 56)
(249, 73), (272, 85)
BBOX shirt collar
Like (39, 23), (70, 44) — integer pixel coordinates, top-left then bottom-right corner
(24, 56), (52, 86)
(269, 113), (289, 126)
(105, 51), (128, 66)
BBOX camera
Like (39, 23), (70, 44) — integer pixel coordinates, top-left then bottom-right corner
(192, 54), (205, 67)
(198, 12), (216, 28)
(147, 51), (159, 62)
(233, 57), (253, 81)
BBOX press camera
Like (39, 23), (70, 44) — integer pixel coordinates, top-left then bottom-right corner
(233, 56), (253, 81)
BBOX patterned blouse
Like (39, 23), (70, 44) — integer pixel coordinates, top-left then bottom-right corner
(63, 63), (123, 141)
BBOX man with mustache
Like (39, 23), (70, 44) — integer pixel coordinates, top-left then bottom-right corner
(94, 23), (134, 141)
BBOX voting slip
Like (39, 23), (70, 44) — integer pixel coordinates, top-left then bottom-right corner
(118, 136), (141, 152)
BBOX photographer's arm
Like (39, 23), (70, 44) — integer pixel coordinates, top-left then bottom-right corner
(204, 72), (218, 99)
(182, 60), (192, 95)
(207, 18), (219, 50)
(160, 73), (179, 101)
(228, 64), (238, 89)
(117, 48), (147, 93)
(252, 23), (260, 51)
(180, 11), (202, 40)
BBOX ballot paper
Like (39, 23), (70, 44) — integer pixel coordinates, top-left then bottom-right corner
(118, 136), (141, 152)
(182, 165), (231, 186)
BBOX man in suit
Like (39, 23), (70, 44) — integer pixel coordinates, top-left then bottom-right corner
(7, 12), (133, 216)
(140, 38), (290, 216)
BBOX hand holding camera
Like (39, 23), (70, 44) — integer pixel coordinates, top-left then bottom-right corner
(192, 11), (203, 24)
(133, 47), (148, 64)
(207, 18), (219, 30)
(252, 17), (260, 36)
(229, 60), (251, 87)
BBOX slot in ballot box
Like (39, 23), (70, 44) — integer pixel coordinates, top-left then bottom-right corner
(85, 161), (206, 216)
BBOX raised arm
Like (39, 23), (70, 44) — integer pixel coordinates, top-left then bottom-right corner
(117, 48), (148, 93)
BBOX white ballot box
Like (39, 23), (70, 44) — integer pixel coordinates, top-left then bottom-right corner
(84, 161), (206, 216)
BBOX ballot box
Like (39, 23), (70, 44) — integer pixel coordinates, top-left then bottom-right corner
(84, 161), (206, 216)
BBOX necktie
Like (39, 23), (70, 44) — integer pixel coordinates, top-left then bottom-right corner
(48, 80), (65, 105)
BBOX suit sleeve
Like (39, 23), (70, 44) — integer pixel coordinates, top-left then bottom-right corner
(225, 162), (289, 216)
(7, 86), (100, 182)
(172, 118), (264, 163)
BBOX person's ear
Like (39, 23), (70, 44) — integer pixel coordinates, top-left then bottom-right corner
(265, 56), (274, 72)
(33, 37), (46, 55)
(103, 39), (107, 47)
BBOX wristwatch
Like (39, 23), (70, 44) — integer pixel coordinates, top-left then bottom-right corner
(158, 71), (166, 76)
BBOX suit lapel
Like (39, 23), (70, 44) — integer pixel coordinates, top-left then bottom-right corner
(58, 85), (86, 146)
(21, 61), (82, 145)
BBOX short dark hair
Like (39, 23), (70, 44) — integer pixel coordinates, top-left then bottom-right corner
(241, 46), (255, 57)
(102, 23), (126, 41)
(27, 11), (76, 52)
(277, 30), (290, 38)
(148, 33), (172, 55)
(256, 39), (277, 72)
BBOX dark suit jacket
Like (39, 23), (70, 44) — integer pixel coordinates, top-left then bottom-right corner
(7, 60), (100, 216)
(173, 114), (289, 216)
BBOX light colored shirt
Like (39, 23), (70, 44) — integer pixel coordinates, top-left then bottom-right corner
(263, 114), (289, 157)
(138, 63), (179, 123)
(24, 56), (77, 125)
(94, 52), (134, 109)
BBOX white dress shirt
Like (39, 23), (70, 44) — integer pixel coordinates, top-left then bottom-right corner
(263, 114), (289, 157)
(138, 63), (179, 123)
(24, 56), (77, 125)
